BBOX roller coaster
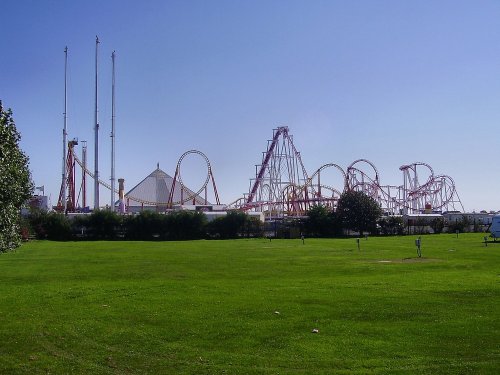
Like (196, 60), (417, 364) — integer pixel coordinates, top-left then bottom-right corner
(56, 127), (464, 218)
(55, 140), (220, 212)
(228, 126), (464, 218)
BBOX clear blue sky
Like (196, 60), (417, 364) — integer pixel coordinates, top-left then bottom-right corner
(2, 0), (499, 211)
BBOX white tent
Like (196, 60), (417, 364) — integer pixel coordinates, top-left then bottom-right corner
(121, 165), (209, 212)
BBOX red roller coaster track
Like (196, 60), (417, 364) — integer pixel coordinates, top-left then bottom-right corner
(229, 127), (464, 218)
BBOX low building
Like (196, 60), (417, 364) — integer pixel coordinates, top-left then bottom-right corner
(403, 213), (443, 234)
(443, 211), (497, 232)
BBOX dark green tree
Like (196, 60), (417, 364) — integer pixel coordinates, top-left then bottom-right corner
(86, 210), (122, 240)
(304, 205), (343, 238)
(242, 216), (264, 238)
(447, 215), (470, 234)
(206, 211), (248, 239)
(166, 211), (206, 240)
(123, 211), (164, 240)
(378, 216), (404, 235)
(26, 209), (72, 240)
(40, 212), (72, 240)
(430, 217), (444, 234)
(0, 101), (33, 251)
(336, 190), (382, 235)
(305, 205), (330, 237)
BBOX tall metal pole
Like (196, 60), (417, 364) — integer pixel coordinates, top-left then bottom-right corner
(94, 36), (100, 210)
(62, 46), (68, 213)
(110, 51), (116, 211)
(82, 140), (87, 208)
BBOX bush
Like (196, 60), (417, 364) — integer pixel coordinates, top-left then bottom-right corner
(85, 210), (122, 240)
(123, 211), (164, 240)
(124, 210), (206, 241)
(166, 211), (206, 240)
(304, 205), (342, 238)
(378, 216), (404, 235)
(447, 216), (471, 234)
(27, 210), (72, 240)
(430, 218), (444, 234)
(206, 211), (248, 239)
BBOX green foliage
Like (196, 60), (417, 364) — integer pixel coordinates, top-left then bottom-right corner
(206, 210), (248, 239)
(242, 216), (264, 238)
(430, 217), (445, 234)
(304, 205), (342, 237)
(447, 215), (470, 233)
(25, 209), (209, 241)
(413, 217), (428, 235)
(165, 210), (206, 240)
(123, 211), (164, 240)
(305, 205), (330, 237)
(23, 209), (264, 242)
(85, 210), (122, 240)
(42, 212), (73, 240)
(122, 210), (207, 240)
(0, 101), (33, 251)
(337, 190), (382, 235)
(276, 218), (304, 239)
(378, 216), (404, 235)
(0, 235), (498, 373)
(27, 209), (72, 240)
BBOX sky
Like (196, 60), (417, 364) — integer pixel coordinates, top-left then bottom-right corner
(1, 0), (499, 212)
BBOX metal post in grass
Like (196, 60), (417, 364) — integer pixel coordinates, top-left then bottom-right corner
(415, 237), (422, 258)
(484, 236), (488, 247)
(301, 234), (305, 245)
(356, 238), (360, 251)
(456, 229), (459, 238)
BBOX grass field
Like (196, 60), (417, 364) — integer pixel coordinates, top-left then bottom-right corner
(0, 234), (498, 374)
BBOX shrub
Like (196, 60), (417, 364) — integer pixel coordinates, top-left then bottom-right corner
(206, 211), (247, 239)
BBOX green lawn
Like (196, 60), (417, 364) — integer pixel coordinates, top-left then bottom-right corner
(0, 234), (498, 374)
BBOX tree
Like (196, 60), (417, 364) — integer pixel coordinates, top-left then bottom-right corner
(378, 216), (404, 235)
(166, 211), (206, 240)
(304, 205), (342, 237)
(242, 216), (264, 238)
(430, 217), (444, 234)
(206, 211), (247, 239)
(26, 209), (72, 240)
(0, 101), (33, 252)
(305, 205), (331, 237)
(447, 215), (470, 234)
(336, 190), (382, 235)
(123, 211), (164, 240)
(86, 210), (122, 240)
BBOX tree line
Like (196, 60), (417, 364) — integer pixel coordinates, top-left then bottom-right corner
(21, 210), (263, 241)
(17, 190), (478, 244)
(18, 190), (380, 241)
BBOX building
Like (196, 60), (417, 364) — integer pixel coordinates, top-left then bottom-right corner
(120, 165), (212, 213)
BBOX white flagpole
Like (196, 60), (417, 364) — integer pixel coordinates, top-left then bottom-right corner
(94, 36), (100, 210)
(110, 51), (116, 211)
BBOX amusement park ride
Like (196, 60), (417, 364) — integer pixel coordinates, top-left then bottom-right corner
(56, 124), (464, 220)
(227, 126), (464, 219)
(55, 144), (220, 212)
(54, 41), (464, 219)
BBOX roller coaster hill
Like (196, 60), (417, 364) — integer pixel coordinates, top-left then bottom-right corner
(55, 142), (221, 214)
(228, 126), (465, 220)
(55, 127), (464, 221)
